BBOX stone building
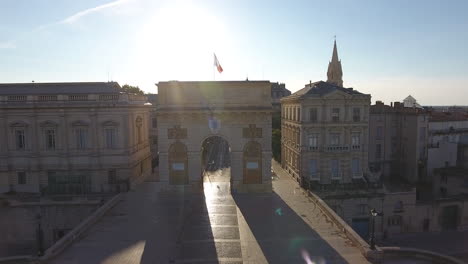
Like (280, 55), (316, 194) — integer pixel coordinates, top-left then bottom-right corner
(0, 82), (152, 194)
(156, 81), (272, 193)
(368, 101), (429, 183)
(147, 93), (159, 171)
(280, 40), (372, 186)
(271, 82), (291, 111)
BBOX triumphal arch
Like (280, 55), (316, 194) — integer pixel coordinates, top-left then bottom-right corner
(157, 81), (272, 192)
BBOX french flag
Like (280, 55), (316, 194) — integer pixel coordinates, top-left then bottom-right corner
(213, 53), (223, 73)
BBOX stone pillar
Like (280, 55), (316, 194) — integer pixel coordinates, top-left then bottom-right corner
(159, 152), (169, 185)
(188, 150), (201, 190)
(230, 150), (243, 193)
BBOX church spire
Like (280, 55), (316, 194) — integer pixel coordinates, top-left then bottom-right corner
(327, 39), (343, 87)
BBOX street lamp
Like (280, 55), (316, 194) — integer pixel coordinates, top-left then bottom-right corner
(369, 208), (383, 250)
(36, 213), (44, 256)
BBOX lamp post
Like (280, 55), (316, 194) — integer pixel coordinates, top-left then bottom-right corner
(369, 208), (383, 250)
(36, 213), (44, 256)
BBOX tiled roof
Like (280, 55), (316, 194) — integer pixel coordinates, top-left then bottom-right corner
(287, 81), (365, 99)
(0, 82), (121, 95)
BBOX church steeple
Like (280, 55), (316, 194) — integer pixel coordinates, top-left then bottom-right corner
(327, 39), (343, 87)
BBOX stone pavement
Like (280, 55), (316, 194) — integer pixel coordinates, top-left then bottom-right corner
(48, 165), (370, 264)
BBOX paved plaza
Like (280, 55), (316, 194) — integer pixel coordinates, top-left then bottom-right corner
(48, 163), (370, 264)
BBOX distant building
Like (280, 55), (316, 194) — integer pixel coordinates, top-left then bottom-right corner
(270, 82), (290, 111)
(402, 95), (422, 108)
(0, 82), (152, 194)
(146, 93), (159, 170)
(368, 101), (429, 183)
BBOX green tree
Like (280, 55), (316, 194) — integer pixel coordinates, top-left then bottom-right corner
(272, 128), (282, 162)
(121, 84), (145, 95)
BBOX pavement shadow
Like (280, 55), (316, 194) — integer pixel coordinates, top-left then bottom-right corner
(140, 189), (219, 263)
(234, 191), (350, 264)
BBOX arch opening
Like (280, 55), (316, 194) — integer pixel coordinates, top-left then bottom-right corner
(201, 136), (231, 194)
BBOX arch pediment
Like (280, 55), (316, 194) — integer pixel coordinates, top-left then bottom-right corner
(102, 120), (119, 126)
(71, 120), (89, 126)
(40, 120), (58, 127)
(9, 121), (28, 127)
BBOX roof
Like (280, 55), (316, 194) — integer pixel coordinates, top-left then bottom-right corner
(429, 111), (468, 122)
(285, 81), (366, 100)
(0, 82), (121, 95)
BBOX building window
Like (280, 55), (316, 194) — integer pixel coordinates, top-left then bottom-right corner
(309, 108), (317, 122)
(388, 215), (402, 226)
(17, 172), (26, 184)
(419, 127), (426, 142)
(358, 204), (367, 215)
(353, 108), (361, 122)
(152, 118), (157, 128)
(297, 108), (301, 121)
(375, 144), (382, 160)
(105, 128), (117, 149)
(332, 108), (340, 122)
(136, 117), (143, 144)
(309, 159), (318, 179)
(394, 201), (404, 212)
(376, 126), (383, 140)
(331, 159), (340, 179)
(75, 128), (88, 149)
(308, 134), (318, 149)
(351, 133), (360, 146)
(108, 170), (117, 184)
(152, 136), (158, 145)
(15, 130), (26, 150)
(45, 129), (56, 150)
(330, 133), (340, 146)
(352, 158), (360, 176)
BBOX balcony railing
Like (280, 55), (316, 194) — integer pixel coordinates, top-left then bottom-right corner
(307, 146), (319, 151)
(331, 171), (343, 180)
(309, 172), (320, 181)
(352, 172), (364, 179)
(326, 145), (349, 152)
(351, 145), (361, 151)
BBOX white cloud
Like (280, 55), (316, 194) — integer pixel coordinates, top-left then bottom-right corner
(0, 41), (15, 49)
(61, 0), (131, 24)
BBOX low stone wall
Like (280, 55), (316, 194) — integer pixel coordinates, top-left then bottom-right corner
(39, 193), (123, 262)
(0, 255), (37, 264)
(305, 190), (383, 261)
(381, 247), (467, 264)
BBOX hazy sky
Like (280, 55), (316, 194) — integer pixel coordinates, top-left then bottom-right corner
(1, 0), (467, 105)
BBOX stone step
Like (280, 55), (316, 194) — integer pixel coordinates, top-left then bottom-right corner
(178, 241), (242, 260)
(182, 226), (240, 241)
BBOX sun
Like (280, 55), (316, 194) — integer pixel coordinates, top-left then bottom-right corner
(131, 3), (230, 85)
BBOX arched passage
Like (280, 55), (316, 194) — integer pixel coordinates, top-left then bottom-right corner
(201, 136), (231, 190)
(168, 141), (188, 185)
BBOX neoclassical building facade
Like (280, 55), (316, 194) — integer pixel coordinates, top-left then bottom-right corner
(156, 81), (272, 192)
(0, 82), (152, 194)
(281, 41), (372, 186)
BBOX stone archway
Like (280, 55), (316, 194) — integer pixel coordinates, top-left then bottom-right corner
(168, 141), (188, 185)
(157, 81), (273, 193)
(243, 141), (262, 184)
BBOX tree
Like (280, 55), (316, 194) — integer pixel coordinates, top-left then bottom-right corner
(120, 84), (145, 95)
(272, 128), (281, 162)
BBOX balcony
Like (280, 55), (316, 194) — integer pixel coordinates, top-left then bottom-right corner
(331, 171), (343, 180)
(307, 146), (319, 151)
(309, 172), (320, 181)
(352, 172), (363, 179)
(325, 145), (349, 152)
(351, 145), (361, 151)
